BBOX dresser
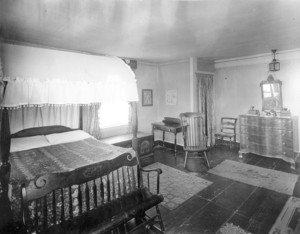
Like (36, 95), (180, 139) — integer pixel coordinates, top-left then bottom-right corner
(239, 115), (296, 169)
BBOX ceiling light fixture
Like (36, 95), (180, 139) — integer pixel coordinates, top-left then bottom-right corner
(269, 49), (280, 72)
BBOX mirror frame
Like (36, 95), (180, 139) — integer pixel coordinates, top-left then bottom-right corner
(260, 75), (283, 112)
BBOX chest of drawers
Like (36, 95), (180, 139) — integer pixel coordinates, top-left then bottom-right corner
(239, 115), (296, 169)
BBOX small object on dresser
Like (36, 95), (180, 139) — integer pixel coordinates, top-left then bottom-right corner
(279, 108), (291, 117)
(248, 106), (260, 115)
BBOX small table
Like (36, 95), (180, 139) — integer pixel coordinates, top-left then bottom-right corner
(152, 122), (182, 153)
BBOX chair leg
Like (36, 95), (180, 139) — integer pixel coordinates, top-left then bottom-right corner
(155, 205), (165, 232)
(184, 151), (188, 168)
(204, 151), (210, 168)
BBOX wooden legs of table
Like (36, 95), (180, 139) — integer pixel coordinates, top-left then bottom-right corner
(152, 126), (179, 155)
(174, 133), (177, 156)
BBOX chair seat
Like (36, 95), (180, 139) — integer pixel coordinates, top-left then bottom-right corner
(183, 146), (207, 152)
(215, 132), (235, 138)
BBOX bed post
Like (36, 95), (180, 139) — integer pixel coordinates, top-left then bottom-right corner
(130, 101), (143, 187)
(131, 101), (139, 157)
(0, 108), (11, 194)
(0, 79), (11, 195)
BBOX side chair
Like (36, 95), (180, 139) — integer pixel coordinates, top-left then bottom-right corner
(214, 117), (238, 149)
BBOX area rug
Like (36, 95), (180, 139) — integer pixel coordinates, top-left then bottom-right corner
(269, 196), (300, 234)
(216, 223), (252, 234)
(143, 162), (212, 210)
(208, 160), (298, 195)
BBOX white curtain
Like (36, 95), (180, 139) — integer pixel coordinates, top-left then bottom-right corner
(0, 54), (3, 78)
(0, 54), (4, 103)
(9, 106), (80, 134)
(1, 76), (138, 108)
(82, 103), (102, 140)
(196, 73), (214, 146)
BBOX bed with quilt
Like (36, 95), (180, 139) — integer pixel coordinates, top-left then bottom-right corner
(2, 125), (164, 233)
(8, 126), (136, 226)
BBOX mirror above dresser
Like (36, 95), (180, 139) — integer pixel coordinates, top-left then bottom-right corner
(260, 74), (283, 114)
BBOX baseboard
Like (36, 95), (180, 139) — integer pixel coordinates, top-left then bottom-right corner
(154, 139), (240, 151)
(214, 139), (240, 149)
(154, 140), (184, 152)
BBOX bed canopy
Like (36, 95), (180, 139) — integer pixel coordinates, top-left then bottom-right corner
(0, 56), (138, 108)
(0, 55), (139, 196)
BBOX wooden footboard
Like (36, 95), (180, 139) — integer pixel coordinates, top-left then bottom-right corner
(20, 153), (164, 233)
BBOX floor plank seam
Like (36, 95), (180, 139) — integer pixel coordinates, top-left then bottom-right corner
(196, 179), (235, 202)
(174, 201), (212, 231)
(224, 186), (259, 223)
(205, 177), (236, 202)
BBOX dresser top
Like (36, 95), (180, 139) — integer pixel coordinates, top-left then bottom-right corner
(239, 114), (293, 120)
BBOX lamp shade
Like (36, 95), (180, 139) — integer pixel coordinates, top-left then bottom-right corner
(269, 49), (280, 72)
(269, 60), (280, 71)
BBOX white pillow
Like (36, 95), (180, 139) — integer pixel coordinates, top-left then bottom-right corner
(45, 130), (91, 145)
(10, 135), (51, 153)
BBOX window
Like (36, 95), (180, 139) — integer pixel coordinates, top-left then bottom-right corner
(99, 101), (129, 128)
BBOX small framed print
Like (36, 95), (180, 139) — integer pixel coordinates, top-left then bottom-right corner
(142, 89), (153, 106)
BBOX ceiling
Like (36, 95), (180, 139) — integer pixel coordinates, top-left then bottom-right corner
(1, 0), (300, 62)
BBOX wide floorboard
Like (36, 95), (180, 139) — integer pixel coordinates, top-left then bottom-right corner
(140, 143), (300, 234)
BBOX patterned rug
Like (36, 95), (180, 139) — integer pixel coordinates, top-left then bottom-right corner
(144, 162), (212, 210)
(208, 160), (298, 195)
(269, 196), (300, 234)
(217, 223), (252, 234)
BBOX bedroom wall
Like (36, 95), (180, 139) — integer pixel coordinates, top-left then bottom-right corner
(153, 58), (215, 146)
(214, 49), (300, 152)
(153, 59), (191, 145)
(135, 61), (160, 134)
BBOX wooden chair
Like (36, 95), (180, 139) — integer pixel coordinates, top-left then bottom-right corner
(214, 117), (238, 149)
(20, 153), (165, 234)
(179, 112), (210, 169)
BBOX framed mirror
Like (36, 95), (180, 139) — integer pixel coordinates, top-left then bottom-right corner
(260, 75), (283, 112)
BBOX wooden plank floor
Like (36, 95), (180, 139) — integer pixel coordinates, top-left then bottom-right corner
(140, 143), (300, 234)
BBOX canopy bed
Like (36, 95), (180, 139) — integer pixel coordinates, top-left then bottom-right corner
(0, 57), (165, 233)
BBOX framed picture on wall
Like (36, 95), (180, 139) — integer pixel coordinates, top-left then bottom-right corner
(142, 89), (153, 106)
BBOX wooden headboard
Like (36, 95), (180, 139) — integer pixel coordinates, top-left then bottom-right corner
(11, 125), (78, 138)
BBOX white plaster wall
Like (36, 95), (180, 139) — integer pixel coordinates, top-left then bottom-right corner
(135, 62), (160, 134)
(154, 60), (191, 146)
(214, 51), (300, 152)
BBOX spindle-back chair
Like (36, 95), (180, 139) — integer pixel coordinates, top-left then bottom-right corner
(179, 112), (210, 168)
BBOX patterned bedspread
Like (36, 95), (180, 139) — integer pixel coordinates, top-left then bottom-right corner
(8, 137), (135, 223)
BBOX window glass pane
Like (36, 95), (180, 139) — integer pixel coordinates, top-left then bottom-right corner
(99, 101), (129, 128)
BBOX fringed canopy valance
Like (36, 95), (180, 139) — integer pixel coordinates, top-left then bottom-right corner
(0, 57), (138, 109)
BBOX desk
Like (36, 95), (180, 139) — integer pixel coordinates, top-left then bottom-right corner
(152, 122), (182, 153)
